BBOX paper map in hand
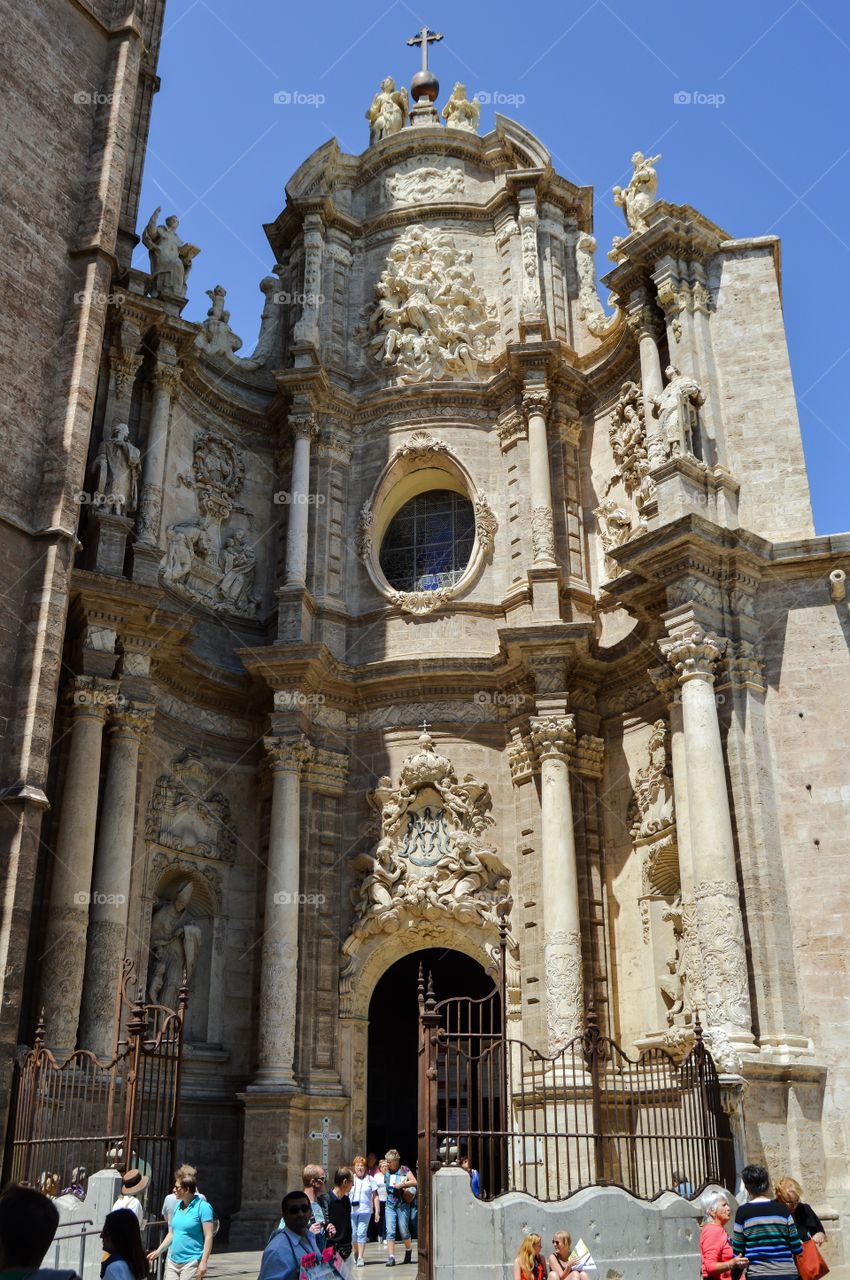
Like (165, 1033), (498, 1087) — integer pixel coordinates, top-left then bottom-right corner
(568, 1239), (597, 1272)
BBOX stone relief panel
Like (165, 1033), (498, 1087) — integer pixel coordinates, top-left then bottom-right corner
(159, 427), (261, 616)
(357, 224), (498, 383)
(145, 746), (237, 862)
(385, 164), (465, 204)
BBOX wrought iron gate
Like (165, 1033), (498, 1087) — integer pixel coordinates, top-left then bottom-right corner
(3, 960), (186, 1214)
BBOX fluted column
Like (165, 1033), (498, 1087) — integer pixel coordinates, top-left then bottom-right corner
(522, 387), (556, 566)
(136, 358), (181, 548)
(282, 414), (316, 588)
(78, 702), (154, 1056)
(41, 676), (117, 1052)
(627, 294), (667, 467)
(660, 624), (753, 1044)
(254, 734), (314, 1087)
(530, 714), (584, 1050)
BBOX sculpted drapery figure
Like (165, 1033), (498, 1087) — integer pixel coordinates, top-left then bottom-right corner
(148, 881), (202, 1011)
(195, 284), (244, 360)
(613, 151), (661, 234)
(92, 422), (141, 513)
(441, 82), (480, 132)
(217, 530), (259, 613)
(652, 364), (706, 458)
(366, 76), (409, 144)
(142, 208), (200, 298)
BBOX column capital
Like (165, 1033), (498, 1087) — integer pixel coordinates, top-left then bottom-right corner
(152, 361), (182, 397)
(110, 349), (143, 400)
(521, 386), (551, 424)
(574, 734), (604, 780)
(530, 713), (576, 762)
(649, 664), (681, 704)
(264, 734), (315, 775)
(65, 675), (120, 721)
(506, 730), (536, 786)
(109, 702), (155, 744)
(305, 747), (349, 793)
(289, 412), (319, 442)
(715, 640), (766, 694)
(660, 627), (726, 684)
(626, 299), (664, 343)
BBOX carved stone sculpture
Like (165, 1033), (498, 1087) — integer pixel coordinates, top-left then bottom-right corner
(216, 529), (259, 613)
(606, 380), (656, 522)
(357, 224), (498, 383)
(194, 284), (244, 360)
(366, 76), (409, 144)
(386, 165), (464, 204)
(594, 498), (632, 577)
(142, 208), (200, 298)
(160, 520), (210, 587)
(441, 82), (480, 132)
(629, 719), (675, 841)
(651, 364), (705, 458)
(575, 233), (620, 337)
(145, 746), (236, 861)
(147, 881), (202, 1010)
(92, 421), (141, 513)
(345, 732), (511, 945)
(237, 272), (284, 369)
(658, 900), (693, 1027)
(613, 152), (661, 234)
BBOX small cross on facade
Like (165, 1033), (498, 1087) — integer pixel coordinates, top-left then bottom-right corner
(407, 26), (443, 73)
(308, 1114), (342, 1170)
(419, 718), (432, 734)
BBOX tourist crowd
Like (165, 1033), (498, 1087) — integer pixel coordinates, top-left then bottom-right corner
(0, 1154), (829, 1280)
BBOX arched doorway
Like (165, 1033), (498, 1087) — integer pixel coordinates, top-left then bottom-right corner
(366, 948), (496, 1166)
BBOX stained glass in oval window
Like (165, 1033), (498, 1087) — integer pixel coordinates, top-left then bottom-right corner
(379, 489), (475, 592)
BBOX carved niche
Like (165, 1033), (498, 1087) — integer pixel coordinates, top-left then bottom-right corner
(145, 746), (237, 861)
(357, 224), (498, 383)
(344, 732), (513, 944)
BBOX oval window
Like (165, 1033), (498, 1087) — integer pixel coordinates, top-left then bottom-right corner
(379, 489), (475, 593)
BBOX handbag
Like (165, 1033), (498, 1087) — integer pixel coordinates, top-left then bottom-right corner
(402, 1186), (416, 1205)
(796, 1239), (829, 1280)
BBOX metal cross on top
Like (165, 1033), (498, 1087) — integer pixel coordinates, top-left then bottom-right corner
(309, 1115), (342, 1170)
(418, 718), (432, 734)
(406, 26), (443, 72)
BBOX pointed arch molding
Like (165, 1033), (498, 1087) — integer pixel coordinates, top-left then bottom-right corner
(354, 431), (498, 615)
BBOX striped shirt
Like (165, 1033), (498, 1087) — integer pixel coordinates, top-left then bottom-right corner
(732, 1199), (802, 1278)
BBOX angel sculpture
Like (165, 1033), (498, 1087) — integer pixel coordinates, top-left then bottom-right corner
(441, 82), (480, 133)
(366, 76), (409, 145)
(612, 152), (661, 234)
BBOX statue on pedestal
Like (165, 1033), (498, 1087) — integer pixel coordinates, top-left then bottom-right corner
(613, 152), (661, 234)
(366, 77), (409, 144)
(652, 364), (705, 458)
(142, 208), (200, 298)
(148, 881), (202, 1011)
(195, 284), (244, 360)
(92, 422), (141, 514)
(216, 530), (259, 613)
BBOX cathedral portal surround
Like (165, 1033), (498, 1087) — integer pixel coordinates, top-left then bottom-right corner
(6, 23), (850, 1258)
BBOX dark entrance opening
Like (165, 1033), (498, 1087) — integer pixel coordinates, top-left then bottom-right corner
(366, 948), (495, 1169)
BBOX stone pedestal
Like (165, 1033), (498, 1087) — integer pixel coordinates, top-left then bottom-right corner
(41, 677), (117, 1053)
(78, 703), (154, 1056)
(89, 509), (134, 576)
(530, 713), (584, 1051)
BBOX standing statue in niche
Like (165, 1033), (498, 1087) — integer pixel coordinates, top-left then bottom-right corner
(92, 422), (141, 514)
(216, 530), (259, 613)
(652, 364), (705, 458)
(613, 152), (662, 234)
(142, 208), (200, 298)
(366, 77), (409, 144)
(148, 881), (202, 1011)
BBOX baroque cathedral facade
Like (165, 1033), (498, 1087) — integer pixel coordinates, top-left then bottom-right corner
(3, 0), (850, 1252)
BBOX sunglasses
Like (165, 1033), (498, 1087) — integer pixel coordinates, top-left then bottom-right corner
(312, 1177), (326, 1184)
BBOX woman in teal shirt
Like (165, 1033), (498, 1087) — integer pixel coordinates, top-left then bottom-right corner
(148, 1175), (215, 1280)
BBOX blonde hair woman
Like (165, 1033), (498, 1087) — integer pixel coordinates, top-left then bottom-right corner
(548, 1230), (589, 1280)
(774, 1178), (826, 1247)
(514, 1233), (546, 1280)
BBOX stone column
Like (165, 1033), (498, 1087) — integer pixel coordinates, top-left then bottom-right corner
(41, 676), (117, 1052)
(292, 213), (324, 351)
(660, 623), (753, 1046)
(78, 702), (154, 1056)
(627, 293), (667, 467)
(136, 358), (182, 551)
(522, 387), (556, 567)
(254, 734), (314, 1087)
(530, 713), (584, 1050)
(282, 414), (316, 588)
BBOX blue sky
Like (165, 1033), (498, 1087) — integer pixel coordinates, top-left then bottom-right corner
(137, 0), (849, 535)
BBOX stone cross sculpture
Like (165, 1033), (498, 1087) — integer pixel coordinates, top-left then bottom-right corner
(613, 151), (661, 234)
(366, 76), (409, 144)
(142, 207), (200, 298)
(308, 1116), (342, 1170)
(92, 421), (141, 514)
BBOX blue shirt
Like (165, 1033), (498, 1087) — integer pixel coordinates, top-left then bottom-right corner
(170, 1193), (214, 1264)
(258, 1226), (314, 1280)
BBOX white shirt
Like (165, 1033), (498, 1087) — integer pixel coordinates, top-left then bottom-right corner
(112, 1194), (144, 1224)
(349, 1173), (378, 1212)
